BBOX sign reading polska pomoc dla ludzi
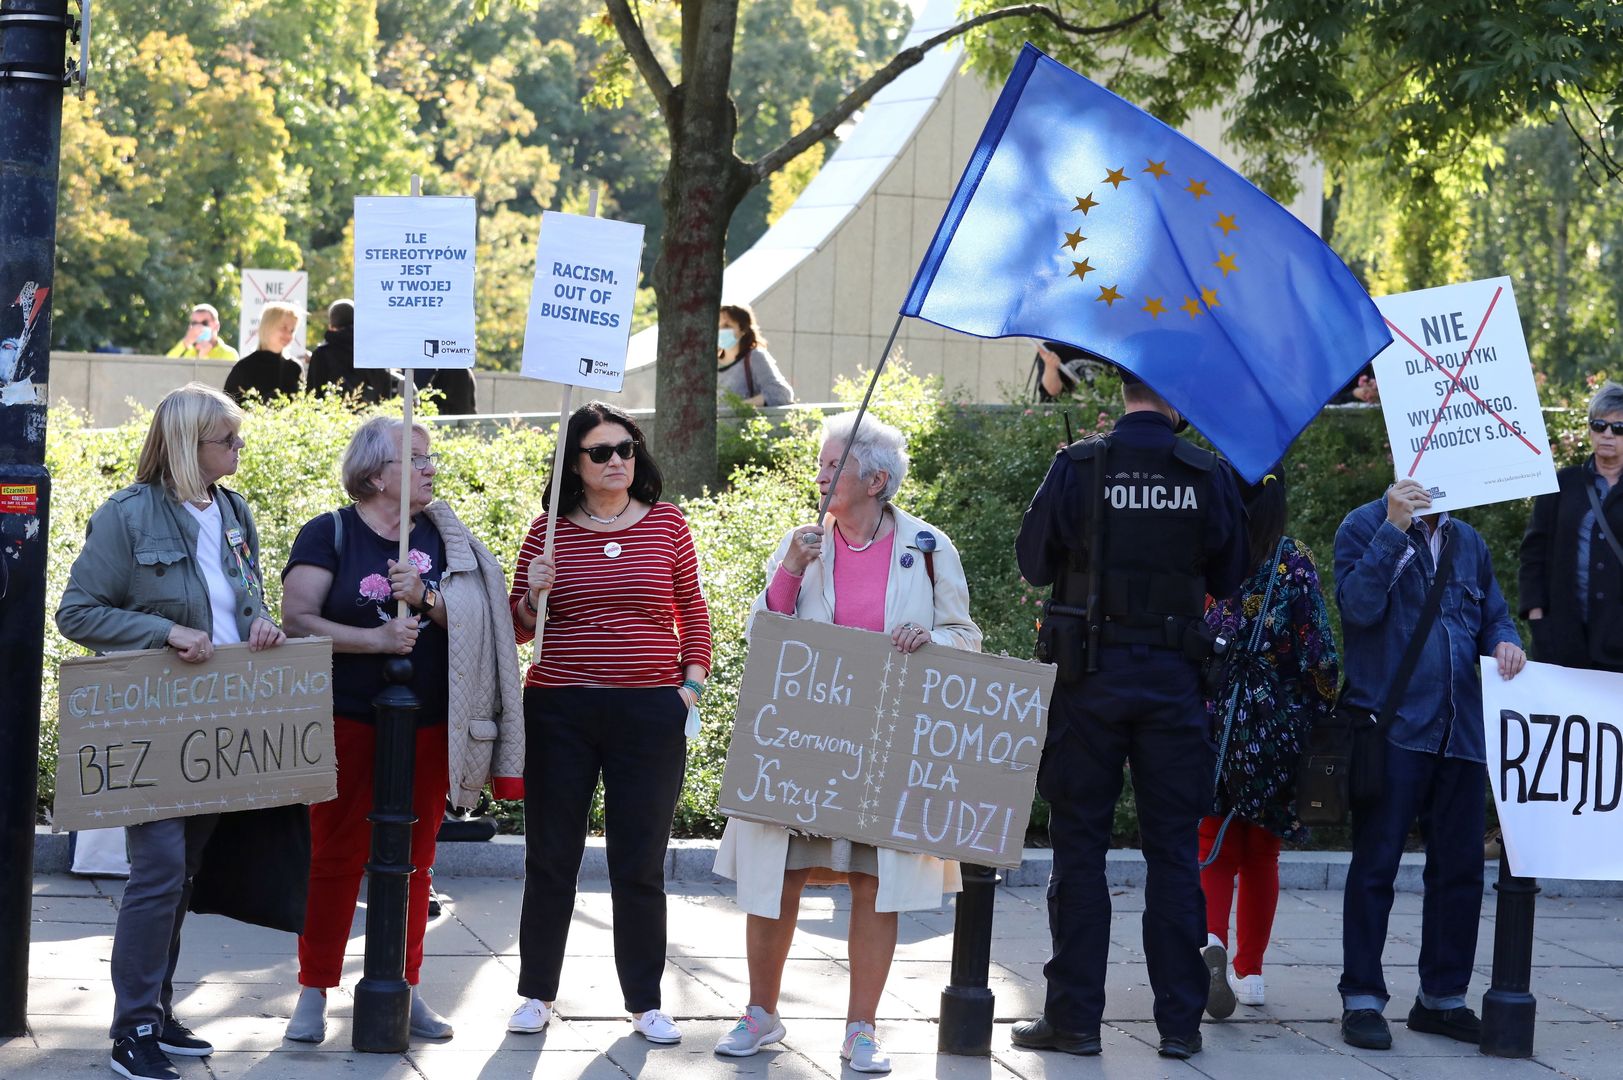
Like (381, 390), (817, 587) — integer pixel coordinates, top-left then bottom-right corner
(719, 614), (1053, 868)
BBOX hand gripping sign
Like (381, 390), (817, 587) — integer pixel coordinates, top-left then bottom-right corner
(1371, 277), (1557, 514)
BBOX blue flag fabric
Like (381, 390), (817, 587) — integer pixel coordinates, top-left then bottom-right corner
(902, 44), (1391, 482)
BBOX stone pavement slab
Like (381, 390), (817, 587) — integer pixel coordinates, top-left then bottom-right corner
(3, 875), (1622, 1079)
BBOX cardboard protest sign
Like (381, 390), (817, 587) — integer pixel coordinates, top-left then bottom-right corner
(1482, 657), (1623, 881)
(719, 614), (1054, 868)
(52, 638), (336, 833)
(353, 196), (477, 369)
(238, 269), (308, 356)
(1371, 277), (1557, 514)
(521, 211), (644, 391)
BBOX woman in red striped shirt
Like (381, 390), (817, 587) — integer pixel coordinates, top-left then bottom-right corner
(504, 401), (712, 1047)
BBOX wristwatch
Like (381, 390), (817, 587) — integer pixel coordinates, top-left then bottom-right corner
(415, 586), (439, 616)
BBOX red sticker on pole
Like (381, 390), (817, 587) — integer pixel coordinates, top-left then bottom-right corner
(0, 485), (37, 514)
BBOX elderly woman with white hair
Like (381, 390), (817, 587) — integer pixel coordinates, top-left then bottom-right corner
(279, 416), (523, 1044)
(712, 412), (980, 1073)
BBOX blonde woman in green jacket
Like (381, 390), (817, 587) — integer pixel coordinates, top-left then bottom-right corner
(56, 382), (285, 1080)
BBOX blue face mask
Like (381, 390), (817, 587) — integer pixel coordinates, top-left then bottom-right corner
(718, 327), (739, 351)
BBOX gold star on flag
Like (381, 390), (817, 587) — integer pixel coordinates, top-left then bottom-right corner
(1214, 212), (1239, 236)
(1213, 251), (1239, 276)
(1142, 296), (1166, 319)
(1143, 159), (1170, 179)
(1104, 167), (1131, 189)
(1201, 286), (1220, 308)
(1073, 193), (1099, 214)
(1062, 229), (1085, 251)
(1068, 258), (1096, 281)
(1096, 284), (1124, 306)
(1186, 179), (1210, 200)
(1181, 296), (1204, 318)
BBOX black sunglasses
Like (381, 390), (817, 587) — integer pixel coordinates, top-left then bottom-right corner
(581, 439), (638, 464)
(1590, 419), (1623, 436)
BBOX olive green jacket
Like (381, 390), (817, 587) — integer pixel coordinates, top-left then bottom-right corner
(56, 482), (268, 653)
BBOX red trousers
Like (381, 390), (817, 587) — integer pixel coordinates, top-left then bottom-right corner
(298, 716), (449, 988)
(1198, 816), (1281, 977)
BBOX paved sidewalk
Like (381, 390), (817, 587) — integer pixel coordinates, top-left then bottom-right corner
(5, 872), (1622, 1079)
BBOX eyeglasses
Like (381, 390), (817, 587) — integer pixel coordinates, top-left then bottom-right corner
(1589, 419), (1623, 436)
(189, 319), (212, 326)
(200, 433), (245, 449)
(581, 439), (638, 464)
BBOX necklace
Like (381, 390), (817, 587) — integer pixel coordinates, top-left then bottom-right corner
(584, 497), (632, 525)
(836, 509), (886, 553)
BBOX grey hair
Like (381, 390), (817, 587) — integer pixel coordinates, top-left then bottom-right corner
(1588, 381), (1623, 423)
(822, 411), (909, 503)
(342, 415), (430, 501)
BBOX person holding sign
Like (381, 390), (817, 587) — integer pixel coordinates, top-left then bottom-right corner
(56, 383), (286, 1080)
(717, 303), (794, 407)
(279, 416), (524, 1044)
(712, 412), (979, 1073)
(1332, 480), (1525, 1051)
(506, 402), (712, 1046)
(1519, 381), (1623, 673)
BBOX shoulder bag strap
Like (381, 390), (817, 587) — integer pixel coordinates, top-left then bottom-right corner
(1376, 526), (1458, 727)
(743, 350), (756, 398)
(1584, 480), (1623, 567)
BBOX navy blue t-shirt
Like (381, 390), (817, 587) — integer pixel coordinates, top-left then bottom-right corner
(284, 506), (449, 724)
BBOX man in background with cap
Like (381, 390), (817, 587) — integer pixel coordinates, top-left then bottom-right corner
(165, 303), (239, 361)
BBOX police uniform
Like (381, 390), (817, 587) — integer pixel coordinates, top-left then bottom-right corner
(1015, 410), (1247, 1048)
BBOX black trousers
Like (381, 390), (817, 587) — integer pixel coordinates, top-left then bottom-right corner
(517, 685), (688, 1011)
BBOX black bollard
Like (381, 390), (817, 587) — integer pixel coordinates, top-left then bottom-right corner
(1480, 855), (1539, 1058)
(353, 657), (420, 1052)
(938, 863), (1000, 1055)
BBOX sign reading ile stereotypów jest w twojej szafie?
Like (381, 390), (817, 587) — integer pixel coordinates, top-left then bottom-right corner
(1371, 276), (1557, 514)
(353, 196), (477, 370)
(521, 211), (645, 392)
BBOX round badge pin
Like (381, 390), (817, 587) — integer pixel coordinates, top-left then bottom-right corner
(603, 541), (622, 559)
(900, 552), (915, 568)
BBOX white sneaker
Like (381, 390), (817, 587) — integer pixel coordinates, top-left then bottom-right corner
(842, 1022), (892, 1074)
(1232, 971), (1266, 1006)
(508, 998), (552, 1034)
(1202, 934), (1236, 1020)
(714, 1005), (786, 1057)
(632, 1008), (682, 1044)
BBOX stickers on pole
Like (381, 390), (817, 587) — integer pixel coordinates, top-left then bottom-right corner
(1371, 277), (1557, 514)
(521, 211), (645, 391)
(353, 196), (477, 369)
(239, 269), (308, 356)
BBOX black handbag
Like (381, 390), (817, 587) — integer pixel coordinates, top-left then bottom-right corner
(1297, 531), (1457, 826)
(189, 802), (312, 933)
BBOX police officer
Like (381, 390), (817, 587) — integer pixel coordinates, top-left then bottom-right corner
(1012, 373), (1247, 1060)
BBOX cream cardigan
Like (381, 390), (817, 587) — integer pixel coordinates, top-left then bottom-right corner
(713, 503), (979, 915)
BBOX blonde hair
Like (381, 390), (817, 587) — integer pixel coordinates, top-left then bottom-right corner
(135, 383), (243, 504)
(258, 301), (300, 343)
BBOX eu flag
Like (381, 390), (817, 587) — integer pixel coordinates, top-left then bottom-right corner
(902, 44), (1391, 482)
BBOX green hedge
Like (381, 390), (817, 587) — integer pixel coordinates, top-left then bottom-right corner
(39, 371), (1602, 843)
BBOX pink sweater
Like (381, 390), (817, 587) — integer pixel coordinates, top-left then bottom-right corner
(766, 529), (894, 631)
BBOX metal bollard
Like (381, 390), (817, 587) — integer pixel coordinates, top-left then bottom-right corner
(353, 657), (420, 1052)
(938, 863), (1000, 1055)
(1480, 856), (1539, 1058)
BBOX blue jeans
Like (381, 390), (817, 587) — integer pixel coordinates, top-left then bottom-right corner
(1339, 744), (1485, 1012)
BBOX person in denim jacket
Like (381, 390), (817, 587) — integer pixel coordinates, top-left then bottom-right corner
(1332, 477), (1525, 1052)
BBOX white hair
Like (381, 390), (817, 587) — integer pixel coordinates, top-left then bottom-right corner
(822, 411), (908, 503)
(1589, 381), (1623, 422)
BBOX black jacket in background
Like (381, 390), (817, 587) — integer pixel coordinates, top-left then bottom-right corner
(224, 349), (302, 404)
(418, 367), (477, 415)
(307, 326), (393, 404)
(1519, 457), (1623, 671)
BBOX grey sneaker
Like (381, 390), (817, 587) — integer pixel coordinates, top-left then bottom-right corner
(841, 1022), (892, 1074)
(714, 1005), (786, 1057)
(1202, 935), (1237, 1020)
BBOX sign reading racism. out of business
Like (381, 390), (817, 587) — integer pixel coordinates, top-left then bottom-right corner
(719, 615), (1054, 868)
(1371, 276), (1557, 514)
(352, 196), (477, 370)
(52, 639), (336, 832)
(1482, 658), (1623, 882)
(521, 210), (645, 392)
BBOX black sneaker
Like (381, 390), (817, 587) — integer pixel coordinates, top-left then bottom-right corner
(1341, 1008), (1393, 1049)
(1009, 1016), (1102, 1055)
(110, 1025), (180, 1080)
(1407, 1001), (1482, 1044)
(158, 1016), (213, 1057)
(1157, 1031), (1202, 1059)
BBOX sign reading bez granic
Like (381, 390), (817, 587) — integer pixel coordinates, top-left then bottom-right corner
(52, 638), (337, 832)
(720, 615), (1054, 868)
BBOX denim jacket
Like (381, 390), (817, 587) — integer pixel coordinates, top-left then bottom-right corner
(1333, 497), (1519, 763)
(56, 482), (267, 654)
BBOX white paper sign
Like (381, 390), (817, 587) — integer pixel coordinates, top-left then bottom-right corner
(1371, 277), (1557, 514)
(1482, 657), (1623, 881)
(238, 270), (308, 356)
(353, 196), (477, 370)
(520, 211), (645, 391)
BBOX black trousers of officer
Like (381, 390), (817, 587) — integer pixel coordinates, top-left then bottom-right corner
(1037, 646), (1214, 1038)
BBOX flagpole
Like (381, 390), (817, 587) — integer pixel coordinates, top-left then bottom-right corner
(818, 312), (905, 523)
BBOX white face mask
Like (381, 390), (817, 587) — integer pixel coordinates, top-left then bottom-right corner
(718, 327), (739, 351)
